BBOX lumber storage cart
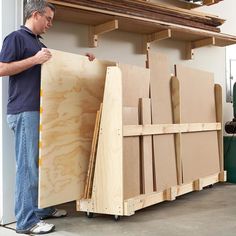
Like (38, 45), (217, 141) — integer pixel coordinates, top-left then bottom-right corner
(78, 62), (226, 219)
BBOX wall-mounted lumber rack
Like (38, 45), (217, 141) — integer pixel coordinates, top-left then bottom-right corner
(48, 0), (236, 59)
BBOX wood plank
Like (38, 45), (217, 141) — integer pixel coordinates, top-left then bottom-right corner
(123, 107), (140, 199)
(90, 66), (123, 215)
(140, 98), (153, 194)
(39, 49), (115, 208)
(214, 84), (223, 171)
(123, 123), (221, 136)
(171, 76), (182, 184)
(175, 65), (220, 183)
(53, 0), (224, 30)
(148, 52), (177, 192)
(84, 104), (102, 199)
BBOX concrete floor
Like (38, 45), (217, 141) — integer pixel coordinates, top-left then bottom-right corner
(1, 182), (236, 236)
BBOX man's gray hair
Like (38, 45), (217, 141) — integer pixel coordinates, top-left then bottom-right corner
(24, 0), (55, 20)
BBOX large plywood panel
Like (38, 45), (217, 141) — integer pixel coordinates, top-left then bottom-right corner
(175, 65), (220, 183)
(149, 52), (177, 192)
(39, 49), (115, 208)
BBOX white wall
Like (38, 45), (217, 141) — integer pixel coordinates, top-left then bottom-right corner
(43, 0), (236, 126)
(0, 0), (23, 225)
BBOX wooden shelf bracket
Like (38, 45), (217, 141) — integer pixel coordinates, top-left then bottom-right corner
(89, 20), (119, 47)
(144, 29), (172, 52)
(186, 36), (216, 60)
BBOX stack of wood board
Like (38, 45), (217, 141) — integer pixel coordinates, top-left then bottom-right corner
(39, 49), (115, 208)
(58, 0), (224, 32)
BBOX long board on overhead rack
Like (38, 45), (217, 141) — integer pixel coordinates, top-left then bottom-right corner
(53, 0), (224, 32)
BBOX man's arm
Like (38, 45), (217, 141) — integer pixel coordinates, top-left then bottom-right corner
(0, 48), (52, 77)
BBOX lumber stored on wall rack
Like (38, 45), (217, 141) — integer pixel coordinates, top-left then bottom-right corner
(49, 0), (236, 59)
(177, 0), (223, 9)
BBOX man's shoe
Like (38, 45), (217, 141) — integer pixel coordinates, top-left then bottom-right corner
(40, 208), (68, 220)
(16, 221), (55, 234)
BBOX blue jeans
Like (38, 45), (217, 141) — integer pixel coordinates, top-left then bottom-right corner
(7, 111), (54, 230)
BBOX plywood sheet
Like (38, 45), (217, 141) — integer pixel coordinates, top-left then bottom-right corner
(175, 65), (220, 183)
(119, 63), (150, 108)
(39, 49), (115, 208)
(149, 52), (177, 192)
(123, 107), (140, 199)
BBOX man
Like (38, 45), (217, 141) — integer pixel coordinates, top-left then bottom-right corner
(0, 0), (94, 234)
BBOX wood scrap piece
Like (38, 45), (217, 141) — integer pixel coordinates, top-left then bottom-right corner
(148, 52), (177, 192)
(175, 64), (220, 183)
(84, 104), (102, 199)
(123, 107), (140, 199)
(140, 98), (154, 194)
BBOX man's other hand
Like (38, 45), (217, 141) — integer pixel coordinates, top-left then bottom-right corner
(85, 53), (95, 61)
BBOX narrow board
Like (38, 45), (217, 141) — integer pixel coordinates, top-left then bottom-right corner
(148, 52), (177, 192)
(39, 49), (115, 208)
(123, 107), (140, 199)
(140, 98), (154, 194)
(84, 104), (102, 199)
(175, 64), (220, 183)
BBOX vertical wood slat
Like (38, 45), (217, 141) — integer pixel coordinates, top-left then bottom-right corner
(140, 98), (154, 194)
(171, 76), (183, 185)
(214, 84), (223, 171)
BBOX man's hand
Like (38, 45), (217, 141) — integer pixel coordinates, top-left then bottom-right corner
(34, 48), (52, 65)
(85, 53), (95, 62)
(0, 48), (52, 77)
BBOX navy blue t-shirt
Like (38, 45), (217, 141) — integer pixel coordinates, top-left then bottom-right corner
(0, 26), (46, 114)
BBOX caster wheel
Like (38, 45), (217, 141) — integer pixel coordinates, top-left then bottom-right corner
(114, 215), (120, 221)
(86, 212), (94, 218)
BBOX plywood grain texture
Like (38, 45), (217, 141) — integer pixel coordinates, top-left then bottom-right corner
(39, 49), (115, 208)
(148, 52), (177, 192)
(175, 65), (220, 183)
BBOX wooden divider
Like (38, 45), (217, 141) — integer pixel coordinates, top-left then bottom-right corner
(89, 66), (123, 215)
